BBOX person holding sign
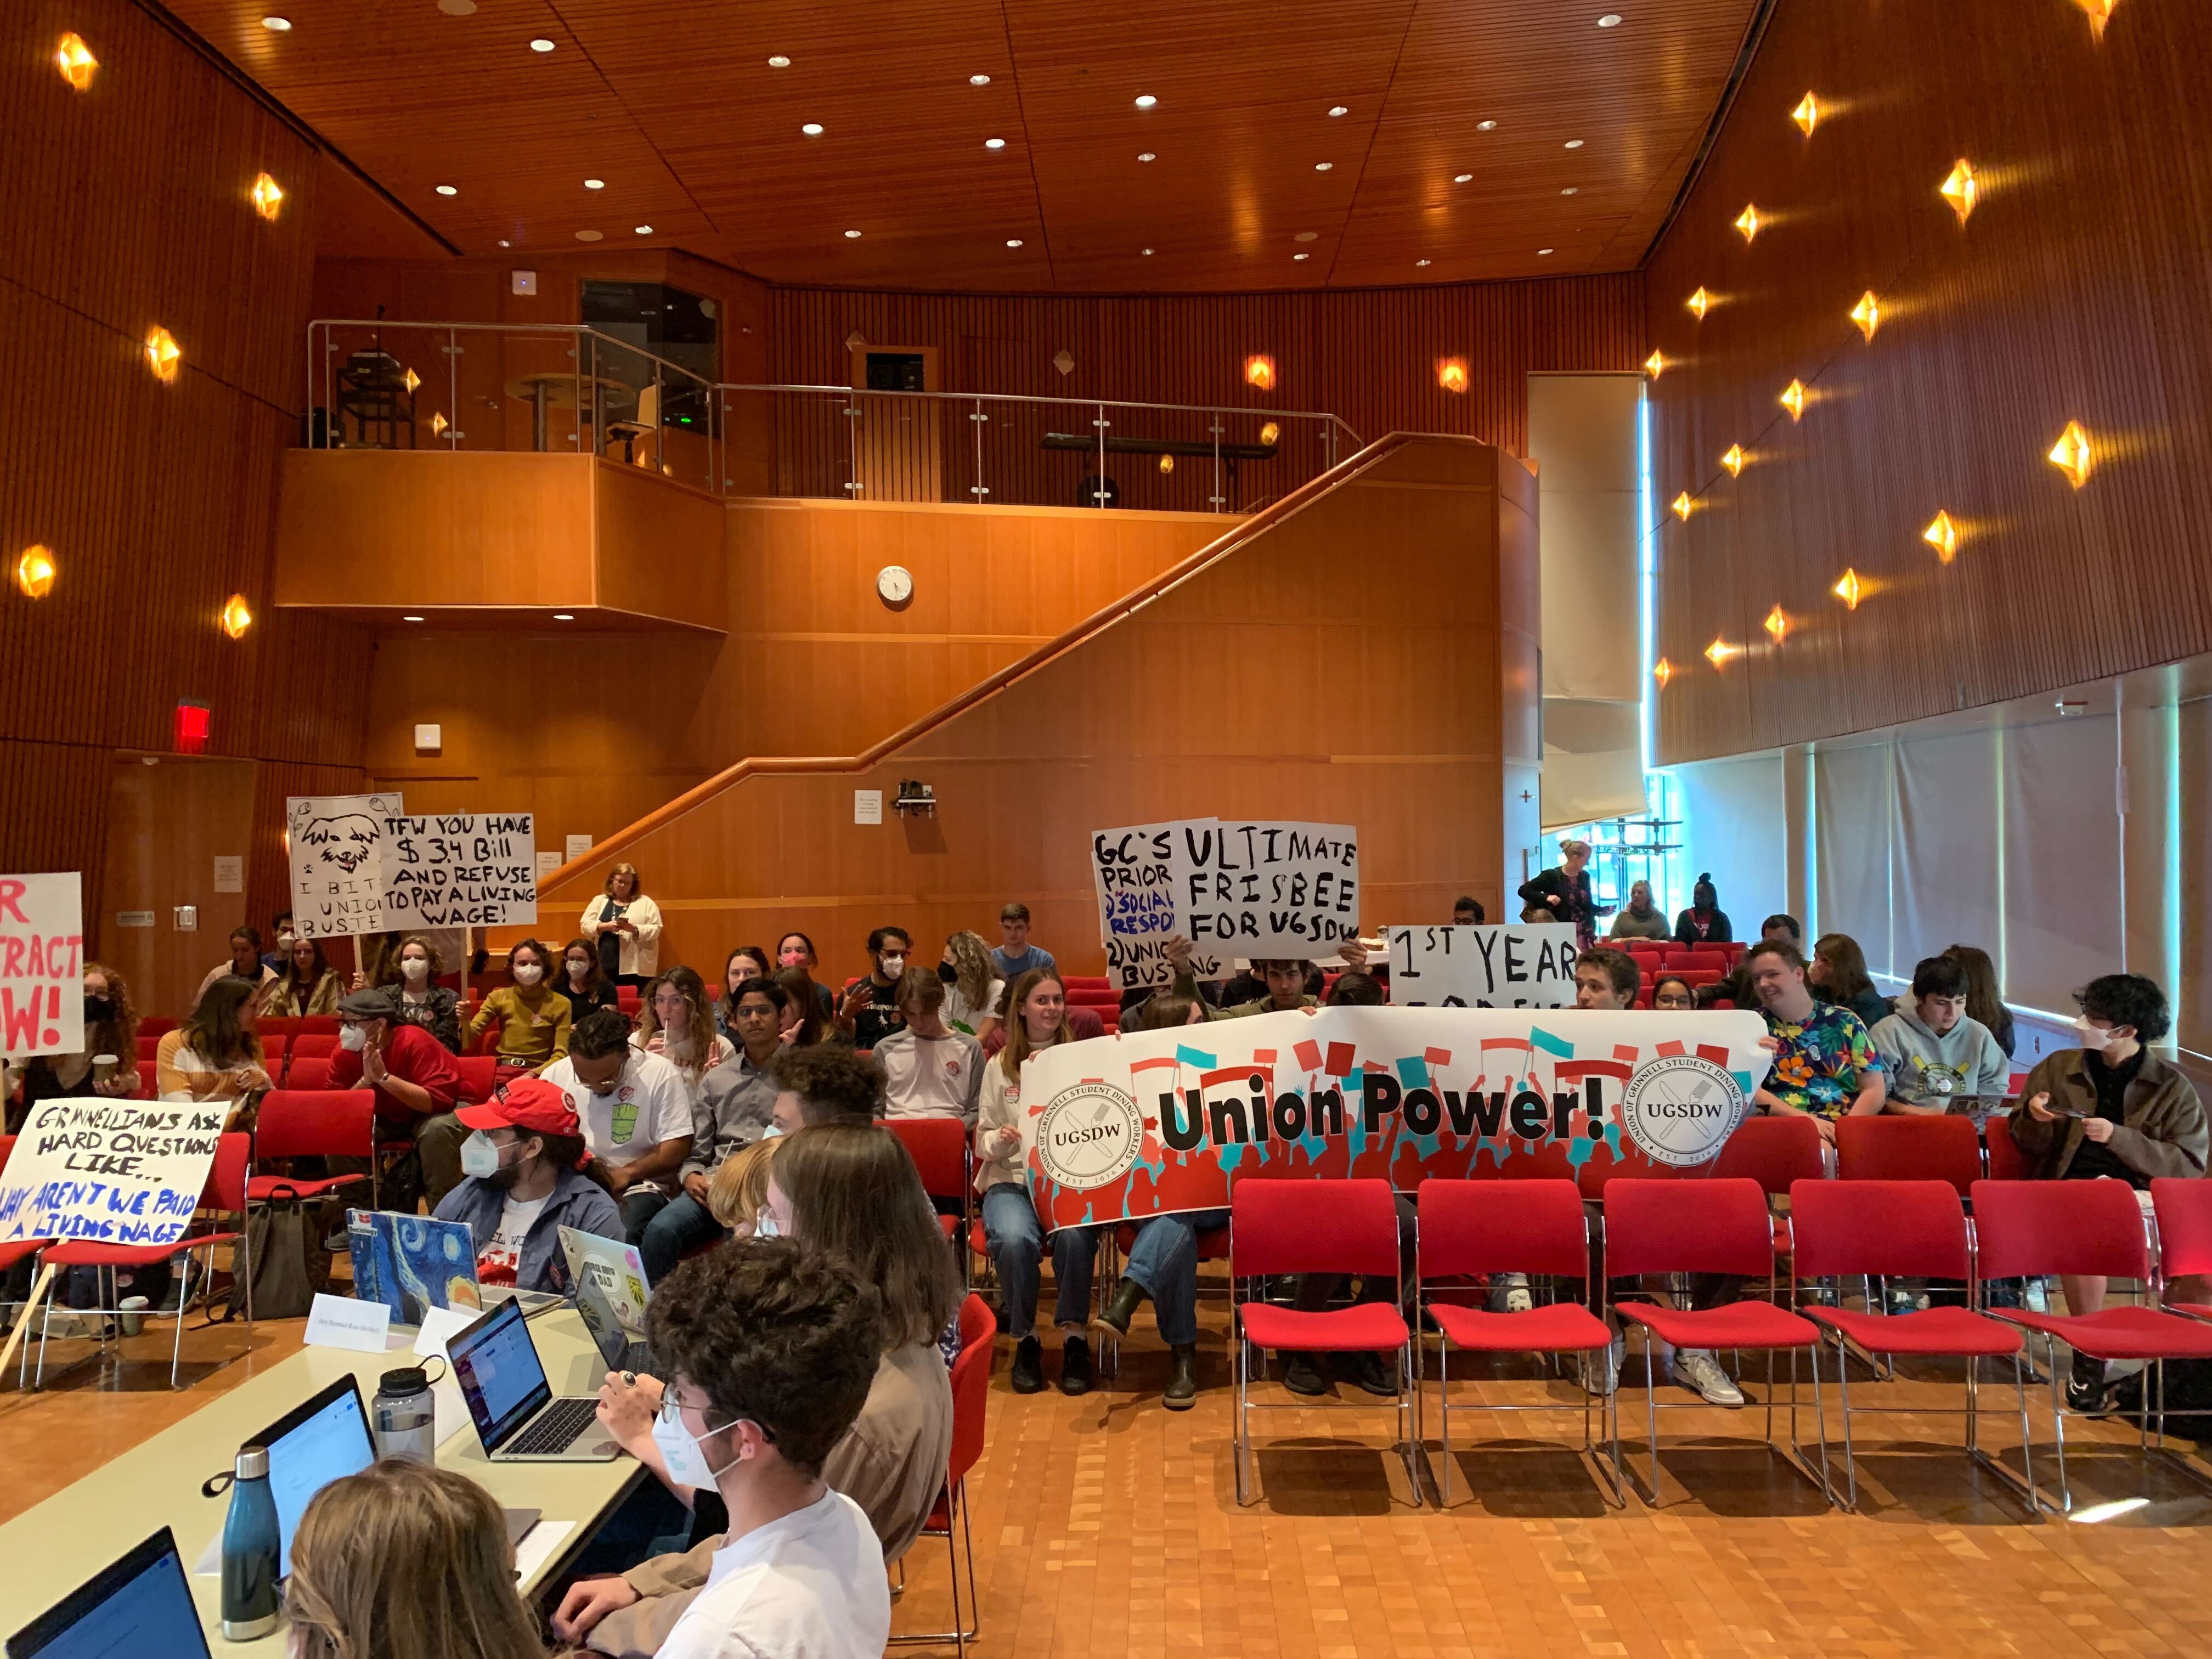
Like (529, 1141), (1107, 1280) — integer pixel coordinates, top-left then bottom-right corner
(583, 863), (663, 989)
(464, 940), (573, 1082)
(10, 962), (139, 1129)
(435, 1077), (623, 1293)
(1573, 949), (1640, 1010)
(1747, 941), (1886, 1139)
(1167, 935), (1322, 1019)
(1517, 839), (1602, 951)
(328, 986), (467, 1204)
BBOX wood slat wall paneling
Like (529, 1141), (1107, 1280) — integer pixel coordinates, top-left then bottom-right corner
(1645, 0), (2212, 765)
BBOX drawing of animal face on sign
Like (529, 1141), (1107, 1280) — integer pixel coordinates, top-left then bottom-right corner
(300, 814), (381, 872)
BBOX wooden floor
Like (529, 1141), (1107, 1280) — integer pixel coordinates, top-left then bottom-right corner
(9, 1297), (2212, 1657)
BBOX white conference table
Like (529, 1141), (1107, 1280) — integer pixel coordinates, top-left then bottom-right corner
(0, 1307), (641, 1655)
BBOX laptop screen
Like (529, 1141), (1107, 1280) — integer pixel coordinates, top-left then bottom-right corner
(7, 1527), (211, 1659)
(448, 1299), (551, 1450)
(259, 1378), (377, 1578)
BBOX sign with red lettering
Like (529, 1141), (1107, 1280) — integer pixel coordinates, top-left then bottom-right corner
(1017, 1005), (1770, 1227)
(0, 873), (86, 1058)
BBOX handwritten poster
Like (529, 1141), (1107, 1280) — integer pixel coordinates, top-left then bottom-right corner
(1382, 924), (1581, 1009)
(288, 792), (404, 939)
(382, 814), (538, 929)
(0, 873), (86, 1058)
(0, 1097), (225, 1246)
(1089, 819), (1220, 992)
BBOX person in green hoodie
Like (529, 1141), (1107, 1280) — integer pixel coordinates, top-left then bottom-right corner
(1868, 955), (2011, 1115)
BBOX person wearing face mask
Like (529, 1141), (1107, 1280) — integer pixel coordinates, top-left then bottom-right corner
(1869, 955), (2010, 1116)
(542, 1008), (693, 1243)
(433, 1076), (623, 1294)
(556, 934), (622, 1023)
(258, 933), (343, 1018)
(833, 926), (911, 1050)
(1607, 878), (1671, 941)
(772, 932), (837, 1022)
(2010, 973), (2210, 1411)
(465, 939), (573, 1082)
(10, 964), (141, 1132)
(328, 986), (468, 1204)
(552, 1238), (893, 1659)
(938, 929), (1003, 1041)
(258, 912), (294, 977)
(371, 933), (464, 1053)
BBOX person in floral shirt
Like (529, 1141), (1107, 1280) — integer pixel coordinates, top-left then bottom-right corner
(1747, 940), (1886, 1138)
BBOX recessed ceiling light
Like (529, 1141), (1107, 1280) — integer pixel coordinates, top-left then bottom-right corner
(529, 37), (554, 51)
(1561, 186), (1578, 195)
(402, 614), (424, 622)
(1415, 258), (1431, 266)
(1454, 172), (1473, 183)
(1314, 161), (1333, 171)
(552, 613), (575, 621)
(435, 184), (458, 196)
(497, 239), (510, 247)
(1137, 151), (1156, 162)
(1328, 105), (1348, 117)
(1293, 252), (1309, 261)
(1598, 12), (1623, 25)
(802, 122), (823, 136)
(261, 14), (291, 29)
(573, 229), (602, 241)
(634, 225), (652, 235)
(1006, 238), (1023, 247)
(969, 73), (990, 86)
(1564, 138), (1584, 148)
(584, 178), (605, 189)
(767, 54), (790, 67)
(1294, 230), (1318, 242)
(1141, 246), (1154, 255)
(1133, 93), (1156, 109)
(843, 228), (861, 238)
(984, 137), (1006, 149)
(1538, 247), (1554, 255)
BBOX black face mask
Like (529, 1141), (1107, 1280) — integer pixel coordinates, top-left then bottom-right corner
(84, 995), (114, 1024)
(937, 961), (959, 985)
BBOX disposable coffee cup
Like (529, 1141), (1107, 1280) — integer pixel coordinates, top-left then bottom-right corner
(92, 1053), (119, 1084)
(119, 1295), (149, 1338)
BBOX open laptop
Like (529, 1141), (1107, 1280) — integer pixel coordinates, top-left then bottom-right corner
(7, 1527), (211, 1659)
(560, 1226), (653, 1373)
(253, 1376), (377, 1579)
(447, 1297), (620, 1463)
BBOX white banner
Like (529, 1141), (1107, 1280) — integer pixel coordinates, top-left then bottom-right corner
(288, 792), (404, 939)
(382, 814), (538, 929)
(1381, 924), (1580, 1009)
(0, 873), (84, 1058)
(0, 1097), (225, 1246)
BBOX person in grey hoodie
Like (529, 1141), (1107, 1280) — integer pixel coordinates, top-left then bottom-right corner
(1869, 955), (2011, 1113)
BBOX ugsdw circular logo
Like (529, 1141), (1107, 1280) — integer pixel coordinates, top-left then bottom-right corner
(1033, 1083), (1143, 1191)
(1620, 1053), (1746, 1167)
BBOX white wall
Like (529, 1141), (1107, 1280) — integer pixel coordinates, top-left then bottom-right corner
(1672, 752), (1788, 938)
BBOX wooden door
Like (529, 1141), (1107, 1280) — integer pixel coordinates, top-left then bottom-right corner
(104, 754), (257, 1022)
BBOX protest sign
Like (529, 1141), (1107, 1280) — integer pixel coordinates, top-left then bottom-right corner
(0, 1096), (226, 1246)
(0, 873), (84, 1058)
(1382, 924), (1579, 1009)
(1016, 1005), (1768, 1228)
(382, 813), (538, 929)
(288, 792), (404, 939)
(1090, 819), (1220, 992)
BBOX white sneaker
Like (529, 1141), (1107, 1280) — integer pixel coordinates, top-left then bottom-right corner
(1582, 1331), (1625, 1396)
(1489, 1272), (1533, 1314)
(1671, 1349), (1745, 1408)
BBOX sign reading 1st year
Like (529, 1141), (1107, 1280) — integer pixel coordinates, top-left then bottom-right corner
(1383, 923), (1580, 1009)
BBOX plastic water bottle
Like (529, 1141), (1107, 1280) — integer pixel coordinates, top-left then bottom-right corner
(219, 1444), (282, 1640)
(372, 1365), (439, 1464)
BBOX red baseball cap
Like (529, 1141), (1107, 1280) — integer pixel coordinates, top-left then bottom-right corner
(457, 1076), (579, 1138)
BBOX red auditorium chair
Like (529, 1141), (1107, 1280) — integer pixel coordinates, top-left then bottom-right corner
(1787, 1178), (2028, 1508)
(261, 1034), (289, 1060)
(1714, 1114), (1827, 1292)
(285, 1057), (334, 1091)
(887, 1293), (993, 1655)
(1983, 1113), (2033, 1180)
(1677, 969), (1722, 989)
(884, 1119), (973, 1278)
(1417, 1178), (1621, 1505)
(289, 1034), (339, 1060)
(2151, 1179), (2212, 1321)
(1835, 1115), (1981, 1197)
(138, 1016), (179, 1040)
(1230, 1177), (1417, 1505)
(296, 1015), (340, 1036)
(453, 1055), (499, 1104)
(248, 1090), (375, 1207)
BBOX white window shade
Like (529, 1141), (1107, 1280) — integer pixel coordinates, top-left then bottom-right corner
(1999, 715), (2123, 1017)
(1814, 741), (1894, 978)
(1892, 729), (2004, 976)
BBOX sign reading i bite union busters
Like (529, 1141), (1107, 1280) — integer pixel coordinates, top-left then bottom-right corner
(1017, 1006), (1769, 1229)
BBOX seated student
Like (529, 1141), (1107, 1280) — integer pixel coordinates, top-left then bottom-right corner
(1944, 941), (2017, 1059)
(990, 901), (1057, 981)
(873, 967), (984, 1126)
(1452, 895), (1486, 926)
(1608, 879), (1672, 941)
(939, 929), (1004, 1041)
(1167, 934), (1321, 1019)
(544, 1007), (693, 1244)
(433, 1076), (624, 1294)
(639, 977), (786, 1282)
(1090, 992), (1229, 1410)
(2010, 973), (2210, 1411)
(766, 1042), (884, 1135)
(774, 932), (838, 1021)
(833, 926), (911, 1050)
(374, 933), (465, 1053)
(156, 975), (271, 1116)
(1650, 973), (1697, 1011)
(1520, 901), (1554, 923)
(557, 935), (624, 1024)
(1574, 947), (1640, 1010)
(1672, 873), (1732, 945)
(287, 1459), (553, 1659)
(14, 962), (140, 1128)
(1325, 970), (1386, 1006)
(329, 986), (467, 1205)
(715, 947), (771, 1043)
(1760, 913), (1803, 948)
(258, 934), (342, 1017)
(706, 1138), (777, 1239)
(977, 969), (1104, 1396)
(465, 939), (573, 1082)
(1870, 955), (2010, 1115)
(568, 1127), (956, 1655)
(770, 966), (828, 1049)
(195, 927), (278, 1006)
(633, 966), (735, 1097)
(1810, 932), (1894, 1029)
(260, 912), (294, 977)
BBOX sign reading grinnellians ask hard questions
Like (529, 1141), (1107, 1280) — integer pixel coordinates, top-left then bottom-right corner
(1016, 1005), (1768, 1229)
(0, 1097), (226, 1246)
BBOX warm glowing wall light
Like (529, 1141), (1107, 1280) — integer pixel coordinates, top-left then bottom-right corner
(15, 547), (57, 600)
(220, 595), (253, 639)
(1705, 637), (1739, 668)
(1686, 287), (1711, 319)
(56, 33), (97, 90)
(1833, 568), (1864, 610)
(1644, 350), (1665, 379)
(1244, 354), (1276, 391)
(1850, 291), (1882, 342)
(1437, 358), (1469, 394)
(250, 173), (285, 221)
(1734, 205), (1763, 242)
(1720, 444), (1746, 477)
(429, 412), (449, 437)
(2073, 0), (2120, 38)
(1780, 379), (1807, 421)
(1763, 605), (1789, 644)
(1672, 492), (1694, 521)
(1258, 421), (1280, 447)
(2048, 420), (2094, 488)
(1158, 453), (1175, 475)
(1940, 160), (1977, 224)
(1791, 92), (1821, 136)
(1652, 658), (1674, 688)
(402, 368), (421, 395)
(144, 327), (181, 383)
(1923, 510), (1959, 562)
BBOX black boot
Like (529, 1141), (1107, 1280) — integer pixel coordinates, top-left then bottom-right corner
(1060, 1335), (1094, 1396)
(1340, 1350), (1397, 1397)
(2067, 1348), (2106, 1415)
(1093, 1276), (1147, 1339)
(1282, 1352), (1328, 1396)
(1011, 1335), (1045, 1394)
(1164, 1342), (1198, 1410)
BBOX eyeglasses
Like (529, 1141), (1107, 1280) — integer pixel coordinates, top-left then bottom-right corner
(659, 1389), (775, 1442)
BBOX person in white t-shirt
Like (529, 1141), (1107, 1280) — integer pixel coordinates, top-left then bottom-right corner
(936, 930), (1003, 1042)
(872, 967), (984, 1127)
(544, 1006), (695, 1245)
(552, 1236), (891, 1659)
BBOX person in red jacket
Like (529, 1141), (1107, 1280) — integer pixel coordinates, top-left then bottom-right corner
(329, 986), (466, 1204)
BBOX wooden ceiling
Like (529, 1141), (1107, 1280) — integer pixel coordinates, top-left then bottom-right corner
(170, 0), (1761, 292)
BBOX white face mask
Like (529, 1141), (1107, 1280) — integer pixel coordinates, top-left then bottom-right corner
(459, 1131), (507, 1180)
(276, 932), (295, 949)
(2074, 1017), (2115, 1052)
(400, 956), (430, 981)
(753, 1204), (780, 1235)
(567, 958), (591, 981)
(880, 955), (906, 978)
(651, 1400), (738, 1491)
(512, 963), (545, 986)
(337, 1023), (369, 1053)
